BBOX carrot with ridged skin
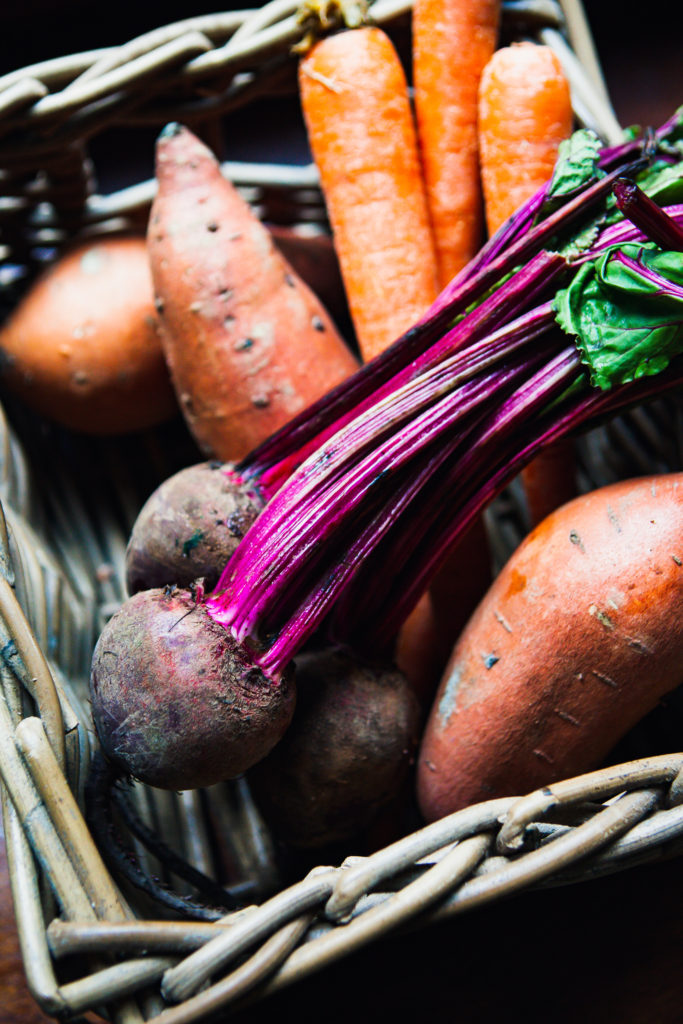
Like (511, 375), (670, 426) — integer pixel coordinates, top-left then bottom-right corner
(478, 41), (576, 527)
(148, 123), (358, 463)
(413, 0), (500, 287)
(478, 42), (573, 234)
(298, 26), (439, 364)
(395, 517), (493, 708)
(518, 433), (580, 527)
(298, 24), (487, 702)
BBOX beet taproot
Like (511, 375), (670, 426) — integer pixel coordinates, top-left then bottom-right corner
(417, 473), (683, 821)
(125, 461), (264, 595)
(248, 648), (420, 848)
(90, 585), (295, 791)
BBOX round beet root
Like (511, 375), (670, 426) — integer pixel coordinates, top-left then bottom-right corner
(90, 585), (295, 791)
(125, 462), (263, 595)
(249, 648), (420, 848)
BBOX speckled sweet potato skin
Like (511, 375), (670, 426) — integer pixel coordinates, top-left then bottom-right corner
(249, 648), (421, 848)
(417, 473), (683, 822)
(90, 586), (295, 791)
(148, 123), (358, 462)
(125, 461), (263, 595)
(0, 236), (177, 435)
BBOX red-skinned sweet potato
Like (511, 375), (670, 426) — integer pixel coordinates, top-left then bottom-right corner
(148, 123), (359, 462)
(417, 473), (683, 822)
(0, 235), (177, 435)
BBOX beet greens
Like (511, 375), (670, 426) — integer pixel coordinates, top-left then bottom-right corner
(209, 111), (683, 676)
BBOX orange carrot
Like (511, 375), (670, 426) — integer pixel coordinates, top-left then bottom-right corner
(298, 25), (439, 363)
(299, 24), (490, 704)
(478, 41), (576, 526)
(412, 0), (500, 287)
(395, 517), (492, 708)
(478, 41), (573, 235)
(518, 435), (580, 525)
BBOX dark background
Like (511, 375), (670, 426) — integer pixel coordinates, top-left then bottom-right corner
(1, 4), (683, 1024)
(1, 2), (680, 153)
(1, 2), (679, 241)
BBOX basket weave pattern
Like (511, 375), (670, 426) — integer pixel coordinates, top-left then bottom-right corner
(0, 2), (682, 1021)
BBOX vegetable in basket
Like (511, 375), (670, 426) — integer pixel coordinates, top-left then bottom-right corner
(478, 40), (579, 527)
(297, 18), (439, 363)
(149, 122), (358, 463)
(249, 647), (421, 849)
(417, 472), (683, 821)
(413, 0), (501, 286)
(90, 581), (296, 792)
(478, 41), (574, 244)
(91, 111), (683, 819)
(298, 4), (501, 702)
(0, 235), (178, 435)
(125, 460), (262, 595)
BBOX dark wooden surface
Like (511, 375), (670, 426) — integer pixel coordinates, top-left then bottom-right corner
(0, 823), (54, 1024)
(1, 4), (681, 1022)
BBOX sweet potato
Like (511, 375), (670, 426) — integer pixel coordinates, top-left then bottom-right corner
(417, 473), (683, 822)
(90, 584), (296, 791)
(249, 648), (421, 848)
(0, 235), (177, 434)
(125, 461), (264, 595)
(268, 225), (350, 335)
(148, 123), (359, 462)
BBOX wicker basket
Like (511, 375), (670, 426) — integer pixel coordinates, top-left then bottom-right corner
(0, 2), (682, 1021)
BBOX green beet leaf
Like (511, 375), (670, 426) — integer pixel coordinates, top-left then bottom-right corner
(543, 129), (603, 209)
(541, 130), (605, 257)
(638, 158), (683, 207)
(554, 243), (683, 390)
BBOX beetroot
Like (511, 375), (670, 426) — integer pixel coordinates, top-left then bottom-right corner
(125, 461), (263, 595)
(90, 584), (295, 791)
(248, 648), (420, 848)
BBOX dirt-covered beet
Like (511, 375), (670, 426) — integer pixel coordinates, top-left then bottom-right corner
(125, 462), (263, 595)
(90, 585), (295, 791)
(248, 648), (421, 848)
